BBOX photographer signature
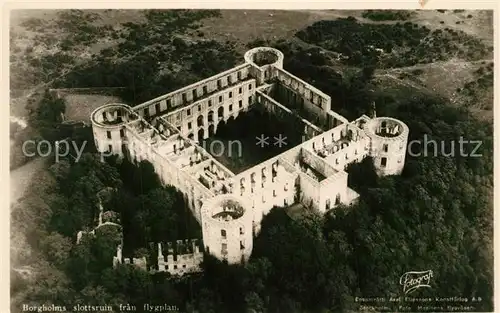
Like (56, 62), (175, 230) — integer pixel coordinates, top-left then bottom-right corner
(400, 270), (433, 294)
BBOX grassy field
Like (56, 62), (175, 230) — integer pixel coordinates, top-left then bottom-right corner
(200, 9), (493, 48)
(10, 9), (493, 122)
(377, 58), (493, 120)
(202, 109), (303, 174)
(58, 91), (125, 122)
(203, 10), (493, 120)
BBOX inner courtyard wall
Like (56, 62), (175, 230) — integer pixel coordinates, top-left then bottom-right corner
(162, 79), (257, 142)
(255, 90), (322, 140)
(271, 82), (329, 128)
(275, 68), (331, 114)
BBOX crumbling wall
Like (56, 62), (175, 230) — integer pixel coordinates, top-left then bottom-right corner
(157, 239), (203, 276)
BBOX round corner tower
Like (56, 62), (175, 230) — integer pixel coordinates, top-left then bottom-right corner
(201, 194), (254, 264)
(91, 103), (135, 157)
(244, 46), (284, 84)
(364, 117), (409, 176)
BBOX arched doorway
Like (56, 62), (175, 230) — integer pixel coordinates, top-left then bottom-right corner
(218, 106), (224, 120)
(198, 128), (204, 142)
(208, 124), (215, 136)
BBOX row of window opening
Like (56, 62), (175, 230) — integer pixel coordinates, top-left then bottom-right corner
(145, 83), (253, 118)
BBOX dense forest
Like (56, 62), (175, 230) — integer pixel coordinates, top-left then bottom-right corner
(361, 10), (416, 21)
(296, 17), (492, 68)
(11, 9), (493, 313)
(52, 10), (238, 105)
(10, 89), (66, 169)
(13, 90), (494, 311)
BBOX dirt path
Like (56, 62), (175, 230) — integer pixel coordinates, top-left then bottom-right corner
(375, 73), (430, 93)
(10, 157), (48, 206)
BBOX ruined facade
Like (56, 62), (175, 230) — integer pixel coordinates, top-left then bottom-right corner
(156, 239), (203, 276)
(91, 47), (409, 265)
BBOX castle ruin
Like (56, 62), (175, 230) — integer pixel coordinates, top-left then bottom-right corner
(90, 47), (409, 266)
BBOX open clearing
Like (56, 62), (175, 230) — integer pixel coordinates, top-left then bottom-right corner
(58, 91), (125, 122)
(10, 9), (493, 121)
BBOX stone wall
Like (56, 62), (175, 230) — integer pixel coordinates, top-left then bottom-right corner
(133, 63), (254, 119)
(255, 90), (322, 140)
(91, 103), (139, 157)
(231, 156), (297, 234)
(161, 79), (257, 142)
(364, 117), (409, 176)
(157, 240), (203, 276)
(318, 171), (349, 213)
(274, 67), (331, 112)
(201, 195), (254, 264)
(113, 245), (148, 271)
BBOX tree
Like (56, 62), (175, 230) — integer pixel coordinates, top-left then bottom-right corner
(27, 89), (66, 141)
(362, 65), (375, 80)
(346, 156), (379, 192)
(24, 260), (75, 306)
(245, 292), (265, 313)
(66, 235), (95, 290)
(40, 232), (73, 268)
(251, 208), (355, 311)
(99, 265), (152, 307)
(74, 285), (124, 308)
(138, 188), (178, 242)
